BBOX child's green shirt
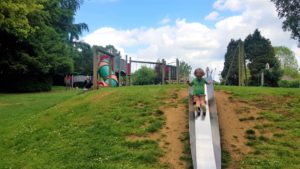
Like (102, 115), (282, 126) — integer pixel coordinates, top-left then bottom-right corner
(191, 78), (208, 95)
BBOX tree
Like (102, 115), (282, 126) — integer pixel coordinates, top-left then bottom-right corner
(271, 0), (300, 42)
(74, 42), (93, 75)
(244, 29), (282, 86)
(132, 66), (156, 85)
(274, 46), (299, 78)
(0, 0), (44, 39)
(0, 0), (88, 92)
(179, 61), (192, 80)
(274, 46), (298, 69)
(221, 39), (242, 85)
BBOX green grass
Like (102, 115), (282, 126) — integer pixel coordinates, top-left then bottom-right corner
(2, 84), (298, 169)
(0, 85), (185, 169)
(217, 86), (300, 169)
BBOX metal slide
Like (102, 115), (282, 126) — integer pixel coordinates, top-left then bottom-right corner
(189, 75), (221, 169)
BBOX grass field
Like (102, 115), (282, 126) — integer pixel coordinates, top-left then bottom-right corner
(216, 86), (300, 169)
(0, 85), (186, 169)
(0, 85), (299, 169)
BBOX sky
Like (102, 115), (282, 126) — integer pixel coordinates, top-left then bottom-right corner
(75, 0), (300, 79)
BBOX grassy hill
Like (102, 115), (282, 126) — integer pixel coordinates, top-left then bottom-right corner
(0, 85), (299, 169)
(216, 86), (300, 169)
(0, 86), (186, 169)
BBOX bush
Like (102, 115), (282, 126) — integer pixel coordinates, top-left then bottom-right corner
(278, 79), (300, 88)
(132, 66), (157, 85)
(0, 75), (52, 93)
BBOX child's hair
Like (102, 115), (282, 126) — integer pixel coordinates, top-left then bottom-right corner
(194, 68), (205, 76)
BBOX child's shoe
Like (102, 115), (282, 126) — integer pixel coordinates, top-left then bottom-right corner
(202, 106), (206, 116)
(197, 107), (202, 116)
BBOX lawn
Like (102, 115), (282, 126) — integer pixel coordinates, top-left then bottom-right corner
(216, 86), (300, 169)
(1, 85), (299, 169)
(0, 85), (185, 169)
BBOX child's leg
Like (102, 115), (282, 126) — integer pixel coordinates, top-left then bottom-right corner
(193, 96), (201, 108)
(199, 96), (206, 112)
(193, 96), (201, 116)
(199, 96), (206, 106)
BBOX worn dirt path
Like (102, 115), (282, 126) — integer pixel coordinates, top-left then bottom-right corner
(127, 89), (189, 169)
(215, 91), (262, 169)
(159, 89), (188, 169)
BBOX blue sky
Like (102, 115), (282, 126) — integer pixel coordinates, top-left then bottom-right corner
(75, 0), (234, 34)
(76, 0), (300, 76)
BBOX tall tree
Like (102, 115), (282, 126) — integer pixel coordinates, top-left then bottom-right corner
(271, 0), (300, 43)
(0, 0), (43, 39)
(244, 29), (282, 86)
(73, 42), (93, 75)
(221, 39), (242, 85)
(274, 46), (299, 78)
(179, 61), (192, 80)
(0, 0), (88, 92)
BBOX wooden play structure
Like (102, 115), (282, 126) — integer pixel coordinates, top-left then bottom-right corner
(92, 46), (180, 88)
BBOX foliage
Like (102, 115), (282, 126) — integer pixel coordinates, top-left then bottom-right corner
(271, 0), (300, 42)
(132, 66), (157, 85)
(221, 39), (242, 85)
(278, 79), (300, 88)
(244, 29), (282, 86)
(0, 0), (44, 39)
(179, 61), (192, 80)
(73, 42), (93, 75)
(274, 46), (299, 69)
(0, 0), (88, 92)
(274, 46), (299, 78)
(221, 150), (231, 169)
(282, 67), (300, 79)
(0, 86), (178, 168)
(103, 44), (121, 56)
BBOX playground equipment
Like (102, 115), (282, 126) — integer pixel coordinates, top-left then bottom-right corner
(130, 58), (180, 84)
(92, 46), (181, 88)
(92, 46), (131, 88)
(189, 68), (221, 169)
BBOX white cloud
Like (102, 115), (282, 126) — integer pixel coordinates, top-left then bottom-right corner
(83, 0), (300, 80)
(213, 0), (243, 11)
(205, 11), (220, 21)
(160, 16), (171, 25)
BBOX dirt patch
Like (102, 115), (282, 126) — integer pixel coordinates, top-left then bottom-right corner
(126, 89), (188, 169)
(158, 89), (188, 169)
(215, 91), (262, 169)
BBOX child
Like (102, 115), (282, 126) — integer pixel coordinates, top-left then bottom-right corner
(187, 68), (211, 116)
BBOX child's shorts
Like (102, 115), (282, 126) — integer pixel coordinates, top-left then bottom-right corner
(193, 95), (206, 103)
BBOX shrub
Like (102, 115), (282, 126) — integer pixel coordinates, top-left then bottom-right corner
(278, 79), (300, 88)
(132, 66), (157, 85)
(0, 75), (52, 93)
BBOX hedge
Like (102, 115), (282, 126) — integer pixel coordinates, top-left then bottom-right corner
(278, 79), (300, 88)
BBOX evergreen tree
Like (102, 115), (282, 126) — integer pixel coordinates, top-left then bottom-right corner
(221, 39), (242, 85)
(244, 29), (282, 86)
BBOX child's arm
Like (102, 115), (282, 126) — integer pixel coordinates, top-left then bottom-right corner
(205, 79), (214, 84)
